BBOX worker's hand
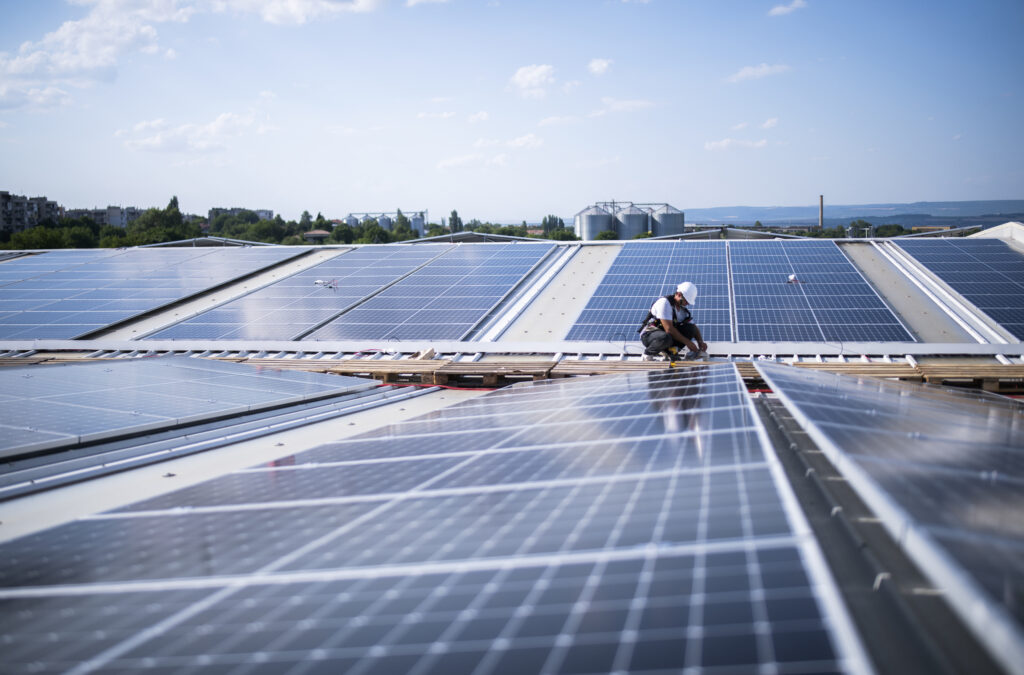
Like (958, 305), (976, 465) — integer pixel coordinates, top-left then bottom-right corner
(698, 341), (708, 352)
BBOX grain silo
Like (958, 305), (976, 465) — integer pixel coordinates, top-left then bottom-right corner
(378, 215), (393, 231)
(575, 205), (613, 241)
(410, 212), (425, 236)
(651, 204), (685, 237)
(615, 204), (649, 239)
(345, 215), (359, 228)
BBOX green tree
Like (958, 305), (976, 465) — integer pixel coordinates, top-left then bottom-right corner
(299, 211), (313, 229)
(63, 225), (97, 248)
(595, 230), (618, 240)
(543, 229), (579, 241)
(633, 231), (652, 239)
(449, 209), (463, 232)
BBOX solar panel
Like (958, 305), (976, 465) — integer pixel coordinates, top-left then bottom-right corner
(0, 356), (377, 457)
(756, 362), (1024, 673)
(0, 365), (869, 673)
(0, 248), (303, 339)
(566, 242), (732, 342)
(732, 241), (914, 342)
(149, 245), (452, 340)
(308, 243), (555, 341)
(895, 238), (1024, 340)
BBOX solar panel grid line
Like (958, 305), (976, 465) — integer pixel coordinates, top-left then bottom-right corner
(726, 241), (739, 341)
(896, 239), (1024, 341)
(148, 245), (453, 341)
(0, 366), (872, 674)
(755, 362), (1024, 675)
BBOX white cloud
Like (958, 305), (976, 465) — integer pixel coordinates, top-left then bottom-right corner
(589, 97), (654, 117)
(704, 138), (768, 151)
(468, 111), (489, 123)
(510, 64), (555, 98)
(507, 133), (542, 148)
(588, 58), (612, 75)
(214, 0), (381, 24)
(953, 133), (962, 141)
(561, 80), (581, 94)
(732, 121), (749, 130)
(475, 133), (542, 149)
(0, 85), (72, 110)
(761, 117), (778, 129)
(727, 63), (790, 83)
(120, 111), (257, 153)
(769, 0), (807, 16)
(0, 0), (387, 110)
(417, 111), (455, 119)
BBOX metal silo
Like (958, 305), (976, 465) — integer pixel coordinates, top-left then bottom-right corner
(651, 204), (685, 237)
(378, 215), (393, 231)
(575, 205), (613, 241)
(615, 205), (649, 239)
(410, 212), (425, 235)
(345, 215), (359, 228)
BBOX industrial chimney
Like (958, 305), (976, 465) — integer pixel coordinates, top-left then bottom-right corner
(819, 195), (824, 230)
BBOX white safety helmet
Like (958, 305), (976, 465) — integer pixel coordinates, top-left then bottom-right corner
(676, 281), (697, 305)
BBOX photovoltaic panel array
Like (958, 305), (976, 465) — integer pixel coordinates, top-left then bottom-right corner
(731, 241), (914, 342)
(0, 356), (376, 457)
(895, 238), (1024, 340)
(0, 365), (869, 674)
(308, 242), (555, 341)
(566, 241), (731, 342)
(0, 247), (302, 339)
(149, 245), (451, 340)
(757, 362), (1024, 674)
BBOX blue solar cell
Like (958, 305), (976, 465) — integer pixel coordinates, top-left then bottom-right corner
(567, 241), (731, 343)
(305, 244), (554, 340)
(896, 239), (1024, 340)
(0, 248), (303, 339)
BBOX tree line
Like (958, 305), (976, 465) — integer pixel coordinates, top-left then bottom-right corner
(0, 201), (581, 249)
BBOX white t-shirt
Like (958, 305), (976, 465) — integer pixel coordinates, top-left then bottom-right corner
(650, 296), (682, 322)
(644, 296), (688, 333)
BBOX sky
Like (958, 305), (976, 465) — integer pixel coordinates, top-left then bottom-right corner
(1, 0), (1022, 224)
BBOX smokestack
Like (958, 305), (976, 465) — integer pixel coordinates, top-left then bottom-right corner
(819, 195), (823, 230)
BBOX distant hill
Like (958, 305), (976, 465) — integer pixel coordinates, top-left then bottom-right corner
(684, 200), (1024, 228)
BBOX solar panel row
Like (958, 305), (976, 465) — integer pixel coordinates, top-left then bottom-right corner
(567, 241), (913, 343)
(0, 364), (867, 674)
(567, 242), (731, 342)
(0, 356), (375, 457)
(757, 362), (1024, 674)
(308, 243), (555, 341)
(0, 248), (302, 339)
(896, 238), (1024, 340)
(149, 245), (451, 340)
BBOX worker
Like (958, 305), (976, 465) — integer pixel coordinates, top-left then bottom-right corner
(639, 281), (708, 361)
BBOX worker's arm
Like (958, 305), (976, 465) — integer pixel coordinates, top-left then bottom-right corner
(691, 324), (708, 353)
(660, 318), (697, 352)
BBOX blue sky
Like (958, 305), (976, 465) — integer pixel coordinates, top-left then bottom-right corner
(1, 0), (1021, 223)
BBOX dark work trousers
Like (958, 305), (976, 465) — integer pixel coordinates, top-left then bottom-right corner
(641, 323), (699, 355)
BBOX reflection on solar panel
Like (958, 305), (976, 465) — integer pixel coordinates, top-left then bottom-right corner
(308, 243), (555, 340)
(566, 242), (731, 342)
(756, 362), (1024, 673)
(0, 248), (302, 339)
(895, 238), (1024, 340)
(0, 366), (869, 673)
(0, 356), (376, 457)
(732, 241), (914, 342)
(149, 245), (451, 340)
